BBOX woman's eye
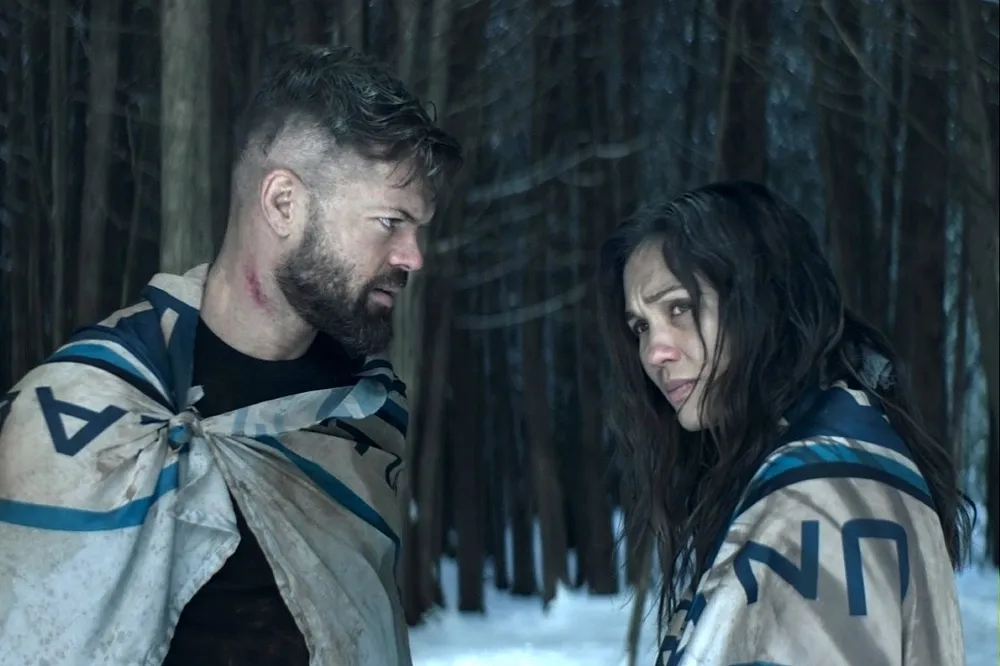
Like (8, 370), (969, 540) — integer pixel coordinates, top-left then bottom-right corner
(669, 301), (692, 318)
(630, 321), (648, 337)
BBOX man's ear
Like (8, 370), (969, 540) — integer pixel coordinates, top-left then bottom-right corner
(260, 169), (302, 238)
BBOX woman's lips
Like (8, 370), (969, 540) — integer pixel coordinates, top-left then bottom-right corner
(664, 379), (695, 405)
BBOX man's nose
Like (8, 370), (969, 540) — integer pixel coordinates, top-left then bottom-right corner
(388, 228), (424, 272)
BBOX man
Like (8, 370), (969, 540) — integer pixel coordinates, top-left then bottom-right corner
(0, 45), (462, 666)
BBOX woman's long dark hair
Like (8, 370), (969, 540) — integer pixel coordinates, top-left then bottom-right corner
(598, 180), (974, 634)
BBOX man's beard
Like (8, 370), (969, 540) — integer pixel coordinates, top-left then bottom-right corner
(274, 222), (408, 358)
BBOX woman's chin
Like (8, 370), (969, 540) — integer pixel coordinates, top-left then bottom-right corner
(675, 403), (708, 432)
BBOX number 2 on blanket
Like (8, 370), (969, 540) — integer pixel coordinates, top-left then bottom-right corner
(35, 386), (128, 456)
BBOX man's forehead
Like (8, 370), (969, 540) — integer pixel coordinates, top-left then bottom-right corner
(385, 182), (434, 218)
(319, 149), (430, 209)
(379, 167), (436, 212)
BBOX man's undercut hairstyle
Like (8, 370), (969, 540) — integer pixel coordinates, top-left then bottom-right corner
(234, 43), (463, 201)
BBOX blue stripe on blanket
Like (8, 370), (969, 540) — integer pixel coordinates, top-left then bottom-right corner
(48, 344), (147, 386)
(72, 320), (174, 409)
(733, 386), (934, 518)
(755, 442), (927, 496)
(0, 462), (180, 531)
(254, 435), (400, 562)
(45, 344), (173, 411)
(779, 386), (912, 461)
(69, 286), (200, 412)
(376, 399), (408, 437)
(735, 443), (933, 519)
(144, 285), (199, 407)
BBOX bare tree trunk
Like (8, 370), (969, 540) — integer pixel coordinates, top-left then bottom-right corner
(26, 15), (45, 367)
(985, 0), (999, 569)
(334, 0), (366, 51)
(450, 328), (485, 612)
(293, 0), (322, 44)
(509, 431), (538, 596)
(572, 0), (617, 597)
(713, 0), (770, 181)
(679, 5), (705, 187)
(160, 0), (213, 274)
(989, 414), (999, 567)
(395, 0), (421, 86)
(954, 0), (1000, 566)
(893, 1), (949, 446)
(49, 0), (68, 345)
(120, 106), (153, 308)
(425, 0), (454, 116)
(525, 0), (572, 607)
(954, 0), (1000, 465)
(876, 0), (905, 334)
(486, 297), (512, 590)
(412, 289), (452, 617)
(242, 0), (266, 93)
(210, 0), (233, 249)
(75, 0), (122, 326)
(812, 0), (879, 323)
(522, 258), (567, 607)
(3, 0), (26, 386)
(949, 226), (969, 460)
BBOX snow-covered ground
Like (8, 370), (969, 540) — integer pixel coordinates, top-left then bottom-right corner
(411, 513), (999, 665)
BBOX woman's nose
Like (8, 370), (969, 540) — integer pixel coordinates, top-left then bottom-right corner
(644, 336), (681, 367)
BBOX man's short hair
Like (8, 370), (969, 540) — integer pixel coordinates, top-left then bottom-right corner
(234, 44), (463, 201)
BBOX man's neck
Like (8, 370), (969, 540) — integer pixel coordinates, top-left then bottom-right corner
(199, 259), (317, 361)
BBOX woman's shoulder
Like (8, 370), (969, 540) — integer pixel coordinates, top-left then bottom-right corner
(734, 383), (936, 526)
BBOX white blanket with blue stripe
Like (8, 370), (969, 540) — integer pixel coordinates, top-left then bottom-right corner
(656, 384), (965, 666)
(0, 265), (412, 666)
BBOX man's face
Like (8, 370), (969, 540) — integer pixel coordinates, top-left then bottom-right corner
(274, 157), (434, 358)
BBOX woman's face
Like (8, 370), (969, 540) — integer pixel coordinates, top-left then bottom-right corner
(622, 241), (724, 431)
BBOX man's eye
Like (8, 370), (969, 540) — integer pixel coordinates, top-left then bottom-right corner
(378, 217), (402, 230)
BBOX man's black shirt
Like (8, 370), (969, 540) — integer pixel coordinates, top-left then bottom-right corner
(162, 318), (359, 666)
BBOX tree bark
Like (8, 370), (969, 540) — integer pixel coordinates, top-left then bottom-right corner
(160, 0), (213, 274)
(486, 298), (512, 590)
(412, 287), (452, 617)
(714, 0), (770, 181)
(572, 0), (617, 597)
(75, 0), (122, 326)
(892, 0), (949, 446)
(293, 0), (322, 44)
(210, 0), (233, 250)
(334, 0), (366, 51)
(3, 0), (27, 384)
(49, 0), (68, 344)
(813, 0), (880, 324)
(450, 328), (486, 612)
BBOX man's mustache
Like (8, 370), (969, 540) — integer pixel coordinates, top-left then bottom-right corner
(367, 270), (408, 293)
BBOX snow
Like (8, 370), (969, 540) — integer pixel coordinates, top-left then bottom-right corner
(411, 514), (999, 666)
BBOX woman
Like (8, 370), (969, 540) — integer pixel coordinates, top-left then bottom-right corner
(598, 181), (974, 666)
